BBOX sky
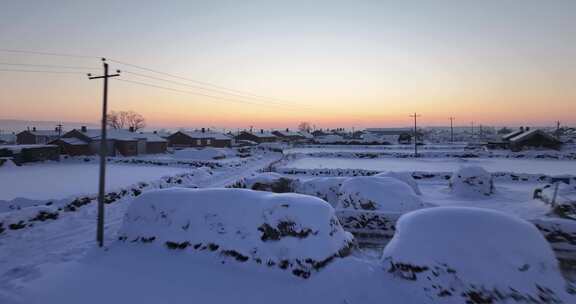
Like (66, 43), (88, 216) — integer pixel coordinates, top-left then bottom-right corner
(0, 0), (575, 130)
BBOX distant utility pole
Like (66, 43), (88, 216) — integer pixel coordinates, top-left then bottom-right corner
(87, 58), (120, 248)
(449, 117), (455, 143)
(409, 112), (421, 157)
(56, 123), (63, 138)
(470, 121), (475, 141)
(556, 120), (561, 139)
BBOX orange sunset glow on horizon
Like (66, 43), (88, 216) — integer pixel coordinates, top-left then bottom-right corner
(1, 0), (575, 130)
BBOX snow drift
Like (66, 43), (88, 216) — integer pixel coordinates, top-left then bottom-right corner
(293, 177), (348, 207)
(118, 188), (354, 278)
(382, 207), (571, 303)
(449, 166), (494, 197)
(337, 176), (424, 212)
(374, 171), (421, 195)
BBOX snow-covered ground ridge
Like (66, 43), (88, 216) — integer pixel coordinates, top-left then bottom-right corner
(276, 167), (576, 183)
(287, 150), (576, 160)
(0, 170), (206, 236)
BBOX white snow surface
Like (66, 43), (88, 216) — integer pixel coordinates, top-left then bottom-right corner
(382, 207), (571, 301)
(0, 163), (190, 201)
(449, 166), (494, 197)
(119, 188), (353, 266)
(374, 171), (421, 195)
(293, 177), (348, 207)
(285, 157), (576, 175)
(337, 176), (424, 212)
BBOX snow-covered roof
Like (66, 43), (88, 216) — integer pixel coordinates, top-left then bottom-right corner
(274, 130), (305, 137)
(0, 133), (16, 143)
(501, 129), (524, 141)
(180, 131), (231, 140)
(243, 131), (277, 138)
(23, 130), (61, 137)
(365, 128), (411, 134)
(0, 144), (58, 153)
(138, 132), (168, 143)
(75, 129), (147, 141)
(509, 129), (557, 143)
(57, 137), (88, 146)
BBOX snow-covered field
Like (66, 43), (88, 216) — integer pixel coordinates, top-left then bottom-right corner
(1, 145), (575, 303)
(0, 163), (190, 201)
(284, 157), (576, 175)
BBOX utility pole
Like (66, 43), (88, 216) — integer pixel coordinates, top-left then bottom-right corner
(449, 117), (455, 144)
(409, 113), (421, 157)
(470, 121), (474, 142)
(87, 58), (120, 247)
(556, 120), (561, 139)
(56, 123), (63, 138)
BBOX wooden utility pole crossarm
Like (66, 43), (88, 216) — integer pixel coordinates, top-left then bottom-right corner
(87, 58), (120, 247)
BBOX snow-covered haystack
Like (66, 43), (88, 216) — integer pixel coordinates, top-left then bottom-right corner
(293, 177), (348, 207)
(173, 148), (227, 160)
(243, 172), (296, 193)
(449, 166), (494, 197)
(374, 171), (421, 195)
(337, 176), (424, 212)
(382, 207), (571, 303)
(118, 188), (354, 278)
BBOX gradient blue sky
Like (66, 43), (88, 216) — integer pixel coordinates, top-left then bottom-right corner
(1, 0), (575, 129)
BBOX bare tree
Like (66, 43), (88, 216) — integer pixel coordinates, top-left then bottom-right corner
(107, 110), (146, 131)
(298, 122), (312, 133)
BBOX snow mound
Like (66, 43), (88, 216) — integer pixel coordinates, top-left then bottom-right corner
(243, 172), (295, 193)
(337, 176), (424, 212)
(0, 158), (18, 169)
(293, 177), (348, 207)
(173, 148), (227, 160)
(382, 207), (571, 302)
(374, 171), (421, 195)
(449, 166), (494, 197)
(118, 188), (354, 278)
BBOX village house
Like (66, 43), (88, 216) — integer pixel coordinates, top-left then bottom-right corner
(138, 132), (169, 154)
(272, 129), (307, 142)
(365, 128), (416, 144)
(16, 127), (62, 145)
(508, 128), (562, 151)
(50, 126), (168, 156)
(235, 130), (278, 144)
(486, 127), (562, 151)
(0, 144), (60, 164)
(167, 128), (233, 148)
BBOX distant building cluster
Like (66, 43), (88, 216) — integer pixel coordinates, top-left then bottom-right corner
(1, 123), (572, 164)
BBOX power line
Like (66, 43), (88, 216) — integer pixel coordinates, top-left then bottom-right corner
(116, 78), (301, 109)
(0, 68), (85, 74)
(121, 70), (316, 109)
(108, 58), (306, 106)
(0, 48), (97, 59)
(0, 62), (99, 70)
